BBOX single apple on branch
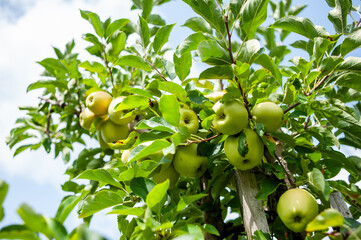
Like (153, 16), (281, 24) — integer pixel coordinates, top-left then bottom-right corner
(212, 98), (249, 135)
(179, 108), (199, 134)
(86, 91), (112, 116)
(100, 119), (129, 143)
(252, 101), (284, 132)
(277, 188), (319, 233)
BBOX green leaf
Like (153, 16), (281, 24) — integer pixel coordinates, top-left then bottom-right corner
(271, 15), (328, 39)
(106, 18), (130, 37)
(308, 168), (326, 194)
(256, 178), (281, 200)
(335, 72), (361, 92)
(79, 61), (107, 74)
(55, 195), (82, 224)
(183, 17), (212, 34)
(0, 225), (40, 240)
(236, 39), (261, 63)
(130, 177), (156, 201)
(146, 180), (169, 213)
(328, 0), (351, 34)
(312, 37), (333, 66)
(237, 131), (248, 157)
(0, 180), (8, 222)
(115, 95), (150, 110)
(79, 189), (125, 218)
(182, 0), (226, 36)
(153, 23), (175, 54)
(197, 40), (232, 65)
(142, 0), (153, 20)
(340, 28), (361, 56)
(17, 204), (50, 237)
(159, 94), (180, 126)
(108, 206), (145, 217)
(138, 15), (150, 48)
(174, 51), (192, 81)
(337, 56), (361, 73)
(176, 193), (208, 212)
(256, 53), (282, 85)
(199, 65), (234, 80)
(80, 10), (105, 38)
(202, 224), (220, 236)
(136, 116), (178, 132)
(76, 169), (123, 189)
(306, 208), (344, 232)
(239, 0), (269, 40)
(177, 32), (207, 55)
(115, 55), (152, 71)
(26, 80), (68, 93)
(46, 218), (67, 240)
(156, 80), (188, 100)
(128, 139), (171, 162)
(37, 58), (68, 77)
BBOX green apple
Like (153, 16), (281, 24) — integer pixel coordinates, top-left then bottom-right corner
(224, 128), (264, 171)
(252, 102), (284, 132)
(153, 164), (179, 189)
(212, 99), (249, 135)
(179, 108), (199, 134)
(100, 120), (129, 143)
(277, 188), (319, 233)
(97, 131), (109, 149)
(79, 108), (96, 130)
(205, 91), (225, 103)
(173, 143), (208, 178)
(108, 96), (136, 125)
(86, 91), (112, 116)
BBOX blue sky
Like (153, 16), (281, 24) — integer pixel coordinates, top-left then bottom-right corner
(0, 0), (360, 239)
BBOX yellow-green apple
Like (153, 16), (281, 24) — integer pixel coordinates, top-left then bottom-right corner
(277, 188), (318, 233)
(173, 143), (208, 178)
(212, 99), (248, 135)
(153, 164), (179, 189)
(205, 91), (225, 103)
(100, 120), (129, 143)
(179, 108), (199, 134)
(108, 96), (136, 125)
(85, 91), (112, 116)
(224, 128), (264, 171)
(79, 108), (96, 130)
(252, 102), (283, 132)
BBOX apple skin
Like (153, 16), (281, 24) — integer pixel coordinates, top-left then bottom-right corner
(79, 108), (96, 130)
(252, 102), (284, 132)
(173, 144), (208, 178)
(97, 131), (110, 149)
(86, 91), (112, 116)
(100, 120), (129, 143)
(277, 188), (318, 233)
(224, 128), (264, 171)
(212, 99), (249, 135)
(205, 91), (225, 103)
(179, 108), (199, 134)
(153, 164), (179, 189)
(108, 96), (136, 125)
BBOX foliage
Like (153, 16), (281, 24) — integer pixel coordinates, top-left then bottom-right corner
(3, 0), (361, 239)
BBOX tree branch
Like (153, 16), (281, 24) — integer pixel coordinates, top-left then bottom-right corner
(145, 59), (168, 81)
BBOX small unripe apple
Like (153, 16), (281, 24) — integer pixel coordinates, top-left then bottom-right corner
(153, 164), (179, 189)
(173, 143), (208, 178)
(212, 99), (249, 135)
(86, 91), (112, 116)
(179, 108), (199, 134)
(79, 108), (96, 130)
(108, 96), (136, 125)
(277, 188), (319, 233)
(100, 120), (129, 143)
(252, 102), (284, 132)
(224, 128), (264, 171)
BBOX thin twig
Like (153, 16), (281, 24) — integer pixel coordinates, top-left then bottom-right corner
(145, 59), (168, 81)
(39, 97), (66, 108)
(102, 47), (115, 88)
(187, 134), (221, 144)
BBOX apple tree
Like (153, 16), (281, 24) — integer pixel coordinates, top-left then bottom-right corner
(3, 0), (361, 239)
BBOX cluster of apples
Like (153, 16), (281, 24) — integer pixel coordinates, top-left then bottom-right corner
(79, 91), (134, 149)
(211, 96), (284, 171)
